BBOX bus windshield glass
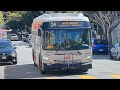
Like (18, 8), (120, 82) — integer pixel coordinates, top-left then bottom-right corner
(43, 28), (91, 50)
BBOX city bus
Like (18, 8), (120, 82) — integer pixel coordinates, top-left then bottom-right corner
(31, 13), (92, 74)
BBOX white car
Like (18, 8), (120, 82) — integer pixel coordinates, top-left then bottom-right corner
(8, 34), (18, 41)
(22, 34), (29, 42)
(110, 43), (120, 60)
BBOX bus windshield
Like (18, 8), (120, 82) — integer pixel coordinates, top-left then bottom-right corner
(43, 28), (91, 50)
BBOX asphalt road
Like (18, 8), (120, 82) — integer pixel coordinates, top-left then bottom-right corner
(0, 41), (120, 79)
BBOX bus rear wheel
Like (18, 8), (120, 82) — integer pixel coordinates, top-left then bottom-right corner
(32, 50), (34, 61)
(34, 62), (37, 66)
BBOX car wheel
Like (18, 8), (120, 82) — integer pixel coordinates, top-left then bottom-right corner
(105, 52), (108, 55)
(110, 52), (113, 59)
(116, 52), (120, 61)
(13, 61), (17, 65)
(116, 52), (120, 60)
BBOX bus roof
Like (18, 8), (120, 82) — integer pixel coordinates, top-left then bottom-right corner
(33, 13), (90, 23)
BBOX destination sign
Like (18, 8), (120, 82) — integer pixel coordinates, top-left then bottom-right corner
(42, 21), (90, 30)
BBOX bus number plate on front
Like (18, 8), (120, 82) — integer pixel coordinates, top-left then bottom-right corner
(2, 56), (6, 59)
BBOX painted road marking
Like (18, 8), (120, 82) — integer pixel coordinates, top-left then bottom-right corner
(80, 75), (97, 79)
(111, 75), (120, 79)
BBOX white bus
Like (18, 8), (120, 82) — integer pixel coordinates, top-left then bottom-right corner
(31, 13), (92, 74)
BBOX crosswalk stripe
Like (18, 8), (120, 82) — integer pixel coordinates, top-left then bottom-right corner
(80, 75), (97, 79)
(46, 77), (59, 79)
(111, 75), (120, 79)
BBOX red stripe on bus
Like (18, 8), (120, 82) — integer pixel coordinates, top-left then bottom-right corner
(32, 22), (42, 30)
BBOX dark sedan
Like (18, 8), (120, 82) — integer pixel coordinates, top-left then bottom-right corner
(0, 39), (17, 64)
(92, 39), (108, 54)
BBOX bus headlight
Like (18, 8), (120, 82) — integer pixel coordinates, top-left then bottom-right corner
(11, 52), (16, 57)
(43, 56), (49, 61)
(86, 56), (91, 59)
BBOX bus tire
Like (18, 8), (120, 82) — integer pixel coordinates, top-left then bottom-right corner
(81, 69), (88, 73)
(41, 70), (47, 74)
(110, 52), (113, 59)
(32, 50), (34, 61)
(34, 62), (37, 66)
(13, 61), (17, 65)
(41, 64), (47, 74)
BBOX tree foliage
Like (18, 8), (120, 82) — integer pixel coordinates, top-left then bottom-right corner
(0, 11), (4, 27)
(7, 11), (45, 33)
(82, 11), (120, 49)
(6, 11), (120, 49)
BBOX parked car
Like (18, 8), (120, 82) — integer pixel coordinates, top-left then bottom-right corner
(110, 43), (120, 60)
(92, 39), (108, 54)
(0, 39), (17, 64)
(22, 34), (29, 42)
(8, 34), (18, 41)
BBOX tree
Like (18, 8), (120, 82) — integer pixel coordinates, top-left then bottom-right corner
(0, 11), (4, 27)
(83, 11), (120, 49)
(2, 11), (25, 29)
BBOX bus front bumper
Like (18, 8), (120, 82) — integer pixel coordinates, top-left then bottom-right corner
(43, 62), (92, 71)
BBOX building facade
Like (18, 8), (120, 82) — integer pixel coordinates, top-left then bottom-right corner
(111, 24), (120, 45)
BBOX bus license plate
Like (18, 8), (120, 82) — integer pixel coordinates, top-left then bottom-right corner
(99, 49), (103, 51)
(2, 56), (6, 59)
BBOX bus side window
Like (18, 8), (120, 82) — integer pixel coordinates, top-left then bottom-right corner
(38, 29), (42, 36)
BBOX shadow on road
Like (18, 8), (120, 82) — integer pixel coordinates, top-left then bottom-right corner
(4, 64), (87, 79)
(4, 64), (41, 79)
(92, 55), (110, 60)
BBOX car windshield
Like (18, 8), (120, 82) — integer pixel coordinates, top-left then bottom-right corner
(0, 42), (12, 48)
(94, 40), (107, 44)
(43, 28), (91, 50)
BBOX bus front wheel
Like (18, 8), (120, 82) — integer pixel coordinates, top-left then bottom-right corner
(81, 69), (88, 73)
(41, 69), (47, 74)
(41, 64), (47, 74)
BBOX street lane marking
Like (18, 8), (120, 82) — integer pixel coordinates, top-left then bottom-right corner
(80, 75), (97, 79)
(111, 75), (120, 79)
(46, 77), (59, 79)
